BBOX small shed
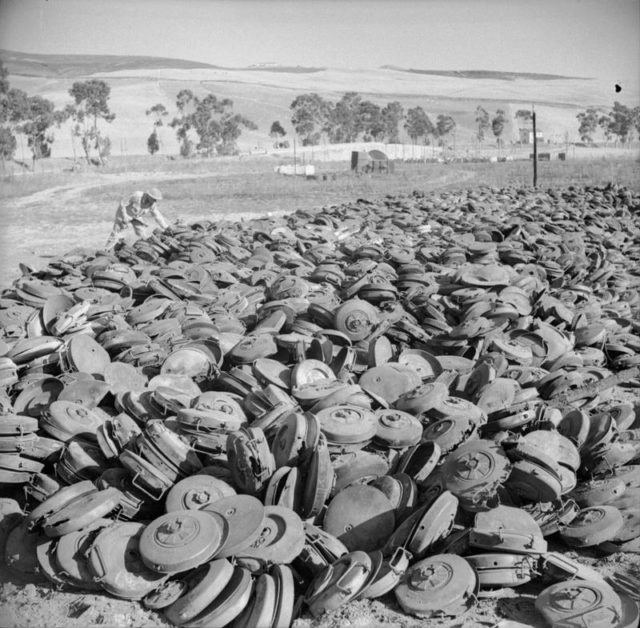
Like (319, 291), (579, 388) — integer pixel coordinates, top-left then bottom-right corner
(351, 149), (393, 173)
(519, 129), (544, 144)
(274, 164), (316, 178)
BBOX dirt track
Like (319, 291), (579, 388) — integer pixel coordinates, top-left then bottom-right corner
(0, 166), (476, 290)
(8, 171), (259, 210)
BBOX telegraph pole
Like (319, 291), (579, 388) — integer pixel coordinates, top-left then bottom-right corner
(532, 106), (538, 187)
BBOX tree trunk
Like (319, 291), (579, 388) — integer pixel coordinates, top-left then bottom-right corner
(81, 134), (91, 164)
(97, 136), (106, 166)
(93, 114), (103, 165)
(70, 128), (79, 169)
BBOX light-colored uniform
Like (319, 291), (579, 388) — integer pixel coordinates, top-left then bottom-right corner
(106, 191), (168, 247)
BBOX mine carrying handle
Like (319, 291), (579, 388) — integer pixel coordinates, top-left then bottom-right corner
(548, 366), (640, 408)
(88, 542), (108, 580)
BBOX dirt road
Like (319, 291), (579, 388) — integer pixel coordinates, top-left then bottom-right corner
(0, 166), (475, 289)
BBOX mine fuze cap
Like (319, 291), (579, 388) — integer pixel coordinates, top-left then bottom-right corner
(146, 188), (163, 201)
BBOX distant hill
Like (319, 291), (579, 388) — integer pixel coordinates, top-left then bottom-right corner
(382, 66), (590, 81)
(0, 49), (219, 78)
(243, 65), (325, 73)
(0, 49), (222, 77)
(4, 49), (632, 158)
(0, 49), (325, 78)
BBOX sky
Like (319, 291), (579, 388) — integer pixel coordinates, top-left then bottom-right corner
(0, 0), (638, 82)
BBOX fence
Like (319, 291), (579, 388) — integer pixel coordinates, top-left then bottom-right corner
(268, 141), (640, 164)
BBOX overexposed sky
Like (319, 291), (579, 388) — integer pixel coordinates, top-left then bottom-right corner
(0, 0), (638, 82)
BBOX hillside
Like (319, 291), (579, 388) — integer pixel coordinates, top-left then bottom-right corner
(382, 66), (589, 81)
(3, 50), (638, 159)
(0, 49), (223, 77)
(0, 50), (325, 77)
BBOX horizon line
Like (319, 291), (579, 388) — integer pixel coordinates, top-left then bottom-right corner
(0, 48), (596, 81)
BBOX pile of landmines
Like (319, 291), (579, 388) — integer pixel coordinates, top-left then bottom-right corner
(1, 183), (640, 627)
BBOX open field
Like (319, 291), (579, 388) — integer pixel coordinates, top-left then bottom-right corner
(1, 154), (639, 290)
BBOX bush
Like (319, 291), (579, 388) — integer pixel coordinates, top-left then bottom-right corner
(179, 138), (195, 158)
(97, 135), (111, 160)
(0, 127), (17, 161)
(217, 143), (239, 156)
(147, 130), (160, 155)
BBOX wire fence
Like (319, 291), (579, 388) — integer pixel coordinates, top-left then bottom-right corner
(267, 141), (640, 164)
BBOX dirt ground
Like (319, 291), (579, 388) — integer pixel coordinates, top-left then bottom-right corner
(1, 522), (638, 628)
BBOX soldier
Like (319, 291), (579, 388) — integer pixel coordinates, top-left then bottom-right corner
(106, 188), (168, 248)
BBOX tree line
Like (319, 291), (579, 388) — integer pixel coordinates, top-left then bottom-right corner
(145, 89), (257, 158)
(1, 62), (64, 167)
(280, 92), (458, 147)
(3, 56), (640, 167)
(0, 61), (257, 167)
(477, 104), (640, 147)
(475, 106), (511, 146)
(576, 102), (640, 145)
(0, 62), (118, 168)
(279, 96), (542, 149)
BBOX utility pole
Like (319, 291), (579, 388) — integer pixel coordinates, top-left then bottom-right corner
(293, 137), (298, 186)
(293, 137), (297, 173)
(532, 106), (538, 187)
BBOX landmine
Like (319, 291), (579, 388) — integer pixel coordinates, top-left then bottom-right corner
(1, 183), (640, 627)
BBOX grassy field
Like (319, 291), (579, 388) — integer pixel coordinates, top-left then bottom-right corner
(2, 152), (639, 199)
(1, 155), (639, 289)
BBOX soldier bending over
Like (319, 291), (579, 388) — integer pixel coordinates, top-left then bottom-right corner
(106, 187), (168, 248)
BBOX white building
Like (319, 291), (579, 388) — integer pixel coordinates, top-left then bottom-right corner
(519, 129), (544, 144)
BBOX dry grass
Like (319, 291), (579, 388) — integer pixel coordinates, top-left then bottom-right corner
(1, 155), (638, 289)
(0, 155), (265, 200)
(2, 153), (638, 202)
(77, 158), (640, 222)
